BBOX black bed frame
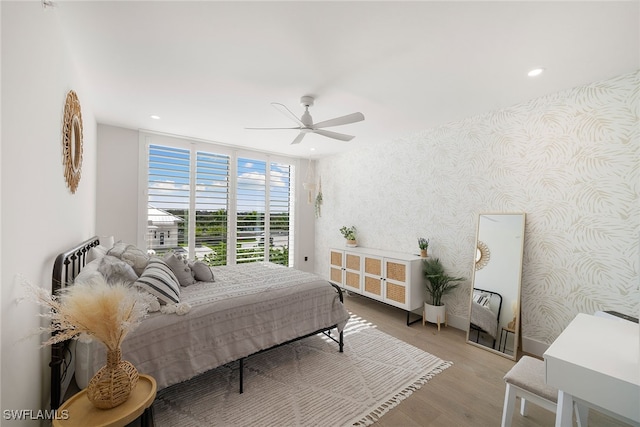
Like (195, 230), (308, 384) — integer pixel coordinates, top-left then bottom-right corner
(50, 236), (101, 411)
(468, 287), (502, 349)
(50, 236), (345, 410)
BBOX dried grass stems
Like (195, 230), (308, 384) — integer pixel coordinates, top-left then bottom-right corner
(23, 275), (154, 351)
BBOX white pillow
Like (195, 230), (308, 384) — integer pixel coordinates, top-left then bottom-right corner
(100, 235), (115, 249)
(97, 255), (138, 285)
(107, 243), (149, 276)
(75, 259), (103, 284)
(163, 252), (196, 287)
(473, 291), (492, 309)
(86, 245), (108, 264)
(133, 258), (181, 304)
(119, 245), (149, 276)
(107, 241), (128, 258)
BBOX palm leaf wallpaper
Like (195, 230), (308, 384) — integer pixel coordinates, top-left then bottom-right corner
(317, 70), (638, 347)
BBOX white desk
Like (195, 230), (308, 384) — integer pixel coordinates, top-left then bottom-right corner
(543, 313), (640, 427)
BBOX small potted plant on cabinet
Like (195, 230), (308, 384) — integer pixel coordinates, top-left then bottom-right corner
(418, 237), (429, 258)
(340, 226), (357, 247)
(422, 257), (464, 331)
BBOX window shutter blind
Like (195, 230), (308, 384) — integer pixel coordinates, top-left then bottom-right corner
(195, 151), (230, 266)
(146, 142), (294, 267)
(268, 162), (292, 266)
(147, 145), (190, 256)
(236, 158), (266, 264)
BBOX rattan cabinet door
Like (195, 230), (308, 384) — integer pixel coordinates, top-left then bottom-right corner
(329, 249), (344, 286)
(344, 252), (362, 292)
(362, 255), (384, 301)
(384, 259), (409, 309)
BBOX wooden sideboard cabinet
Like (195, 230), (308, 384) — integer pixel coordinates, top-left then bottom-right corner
(330, 247), (425, 325)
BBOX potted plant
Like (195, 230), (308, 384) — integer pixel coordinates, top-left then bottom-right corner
(418, 237), (429, 257)
(339, 226), (357, 247)
(422, 257), (465, 330)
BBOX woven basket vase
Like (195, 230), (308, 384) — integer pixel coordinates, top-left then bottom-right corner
(87, 348), (139, 409)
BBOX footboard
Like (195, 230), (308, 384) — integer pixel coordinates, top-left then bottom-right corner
(50, 236), (101, 410)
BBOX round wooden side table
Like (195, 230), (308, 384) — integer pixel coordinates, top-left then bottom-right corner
(53, 374), (156, 427)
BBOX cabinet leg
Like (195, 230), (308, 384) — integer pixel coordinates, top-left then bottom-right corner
(407, 310), (422, 326)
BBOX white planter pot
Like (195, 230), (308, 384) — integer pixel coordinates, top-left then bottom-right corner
(423, 303), (447, 331)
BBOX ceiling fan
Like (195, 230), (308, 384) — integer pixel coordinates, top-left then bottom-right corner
(246, 96), (365, 145)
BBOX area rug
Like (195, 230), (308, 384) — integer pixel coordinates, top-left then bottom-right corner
(152, 314), (452, 426)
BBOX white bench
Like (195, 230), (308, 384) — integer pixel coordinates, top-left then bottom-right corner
(501, 355), (588, 427)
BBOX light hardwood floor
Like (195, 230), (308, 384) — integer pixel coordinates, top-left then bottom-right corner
(343, 293), (630, 427)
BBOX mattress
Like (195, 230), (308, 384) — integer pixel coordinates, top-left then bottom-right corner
(75, 262), (349, 390)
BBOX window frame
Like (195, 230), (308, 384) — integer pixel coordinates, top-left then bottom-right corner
(138, 132), (297, 267)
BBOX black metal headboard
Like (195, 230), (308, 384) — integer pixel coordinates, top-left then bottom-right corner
(50, 236), (100, 410)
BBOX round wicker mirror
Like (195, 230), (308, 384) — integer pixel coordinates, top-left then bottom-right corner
(62, 90), (83, 193)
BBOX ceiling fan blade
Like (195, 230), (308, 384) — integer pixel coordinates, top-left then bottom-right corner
(313, 112), (364, 129)
(313, 129), (355, 141)
(271, 102), (304, 127)
(291, 132), (306, 145)
(245, 127), (300, 130)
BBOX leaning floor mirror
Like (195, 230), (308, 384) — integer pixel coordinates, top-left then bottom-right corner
(467, 213), (526, 360)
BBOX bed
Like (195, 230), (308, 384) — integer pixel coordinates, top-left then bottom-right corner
(50, 236), (350, 410)
(468, 288), (502, 348)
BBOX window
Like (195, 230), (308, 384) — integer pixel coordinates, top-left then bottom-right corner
(145, 140), (295, 267)
(268, 162), (292, 266)
(236, 158), (266, 263)
(195, 151), (229, 266)
(147, 145), (190, 256)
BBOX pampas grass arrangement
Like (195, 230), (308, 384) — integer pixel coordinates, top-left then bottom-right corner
(25, 274), (153, 351)
(25, 274), (155, 408)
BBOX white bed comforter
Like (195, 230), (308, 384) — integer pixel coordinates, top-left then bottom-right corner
(470, 301), (498, 339)
(75, 263), (349, 390)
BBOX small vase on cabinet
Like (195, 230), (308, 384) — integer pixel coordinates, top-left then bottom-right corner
(423, 303), (447, 332)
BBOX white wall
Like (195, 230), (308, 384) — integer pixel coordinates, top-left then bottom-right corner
(96, 124), (139, 244)
(1, 3), (96, 422)
(315, 71), (639, 355)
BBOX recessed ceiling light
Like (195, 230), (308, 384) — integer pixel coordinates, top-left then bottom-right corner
(150, 115), (161, 120)
(310, 147), (316, 151)
(527, 68), (545, 77)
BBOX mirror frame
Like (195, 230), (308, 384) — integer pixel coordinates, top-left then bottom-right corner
(62, 90), (83, 194)
(466, 212), (526, 360)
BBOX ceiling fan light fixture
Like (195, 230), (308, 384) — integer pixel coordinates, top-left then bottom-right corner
(301, 110), (313, 127)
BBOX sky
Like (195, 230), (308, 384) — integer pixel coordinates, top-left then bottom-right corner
(148, 144), (292, 214)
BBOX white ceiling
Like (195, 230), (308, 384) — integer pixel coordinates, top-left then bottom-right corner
(55, 1), (639, 158)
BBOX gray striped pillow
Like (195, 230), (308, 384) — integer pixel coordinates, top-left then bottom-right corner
(134, 258), (180, 304)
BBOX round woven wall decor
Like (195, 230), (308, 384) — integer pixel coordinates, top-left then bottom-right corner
(475, 240), (490, 271)
(62, 90), (83, 193)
